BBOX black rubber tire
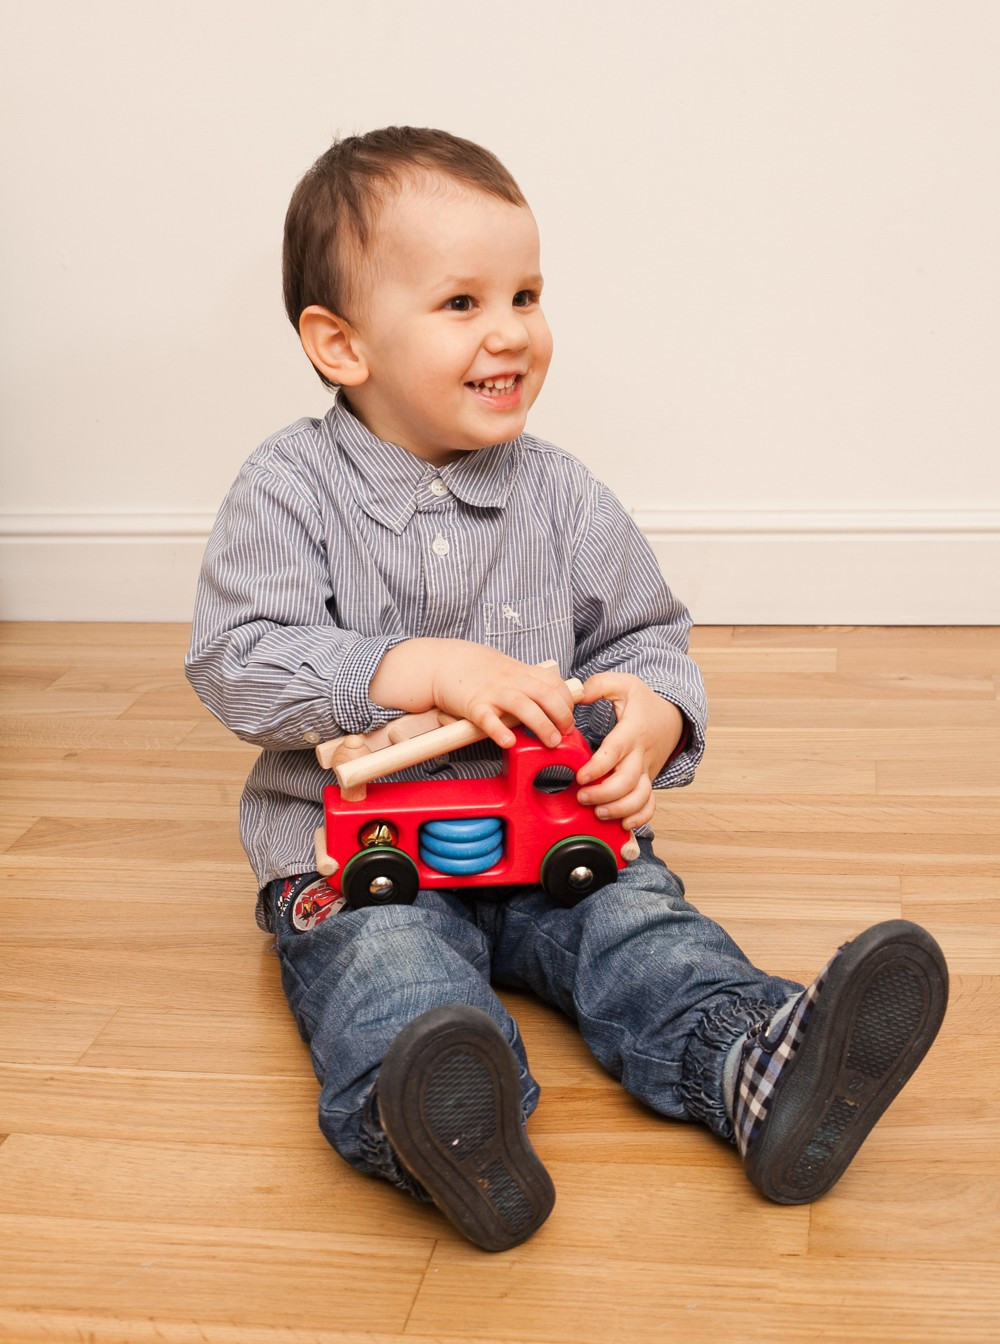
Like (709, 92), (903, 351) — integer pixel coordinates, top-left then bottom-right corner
(540, 837), (618, 907)
(340, 846), (420, 909)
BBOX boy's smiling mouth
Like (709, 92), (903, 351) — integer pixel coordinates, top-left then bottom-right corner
(466, 374), (522, 400)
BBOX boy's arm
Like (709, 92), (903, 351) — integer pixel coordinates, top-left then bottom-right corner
(185, 462), (409, 750)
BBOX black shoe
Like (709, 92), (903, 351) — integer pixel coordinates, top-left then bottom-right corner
(376, 1005), (555, 1250)
(735, 919), (949, 1204)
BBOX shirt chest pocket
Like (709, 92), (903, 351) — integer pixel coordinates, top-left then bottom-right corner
(481, 588), (573, 664)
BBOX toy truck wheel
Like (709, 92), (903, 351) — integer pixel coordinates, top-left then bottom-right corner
(540, 837), (618, 908)
(340, 847), (420, 909)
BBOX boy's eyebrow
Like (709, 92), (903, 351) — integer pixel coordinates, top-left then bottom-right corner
(438, 272), (545, 290)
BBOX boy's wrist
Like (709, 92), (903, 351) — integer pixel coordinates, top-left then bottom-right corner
(369, 639), (446, 714)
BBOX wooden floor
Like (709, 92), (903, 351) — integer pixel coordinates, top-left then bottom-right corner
(1, 623), (998, 1343)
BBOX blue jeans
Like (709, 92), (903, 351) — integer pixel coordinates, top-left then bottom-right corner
(267, 839), (802, 1192)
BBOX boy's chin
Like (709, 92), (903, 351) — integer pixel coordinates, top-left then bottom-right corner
(452, 421), (527, 454)
(434, 440), (494, 463)
(467, 409), (530, 447)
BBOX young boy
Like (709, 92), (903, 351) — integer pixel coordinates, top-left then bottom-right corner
(186, 126), (948, 1253)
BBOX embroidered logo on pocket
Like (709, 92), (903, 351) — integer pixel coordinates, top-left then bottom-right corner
(291, 878), (346, 931)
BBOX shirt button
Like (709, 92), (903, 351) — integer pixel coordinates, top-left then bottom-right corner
(432, 534), (450, 557)
(304, 731), (321, 745)
(429, 478), (449, 498)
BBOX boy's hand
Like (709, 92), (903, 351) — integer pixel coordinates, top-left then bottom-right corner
(575, 673), (684, 831)
(430, 644), (576, 749)
(371, 639), (576, 750)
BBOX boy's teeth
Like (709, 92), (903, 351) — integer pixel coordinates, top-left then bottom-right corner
(473, 376), (517, 393)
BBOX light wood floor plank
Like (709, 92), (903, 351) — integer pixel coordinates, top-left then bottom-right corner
(709, 697), (1000, 728)
(0, 716), (198, 751)
(0, 1214), (431, 1334)
(694, 645), (840, 673)
(0, 1316), (496, 1344)
(701, 669), (998, 702)
(0, 1134), (437, 1240)
(725, 624), (1000, 649)
(0, 690), (142, 718)
(0, 814), (38, 851)
(0, 997), (118, 1065)
(0, 1061), (323, 1145)
(78, 1004), (307, 1074)
(660, 829), (998, 879)
(407, 1251), (998, 1343)
(4, 814), (248, 862)
(878, 756), (1000, 795)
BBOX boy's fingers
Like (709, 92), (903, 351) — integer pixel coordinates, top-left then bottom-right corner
(516, 680), (576, 739)
(576, 724), (635, 786)
(493, 688), (565, 748)
(496, 668), (574, 720)
(538, 692), (576, 732)
(576, 753), (616, 789)
(534, 659), (569, 690)
(577, 744), (644, 805)
(457, 659), (578, 752)
(578, 766), (642, 807)
(593, 779), (653, 827)
(621, 797), (656, 830)
(580, 671), (630, 708)
(478, 712), (517, 749)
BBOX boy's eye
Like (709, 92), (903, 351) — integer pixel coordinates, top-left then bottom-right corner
(445, 295), (475, 312)
(513, 290), (538, 308)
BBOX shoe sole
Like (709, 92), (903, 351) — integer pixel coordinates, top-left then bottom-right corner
(377, 1005), (555, 1251)
(744, 919), (949, 1204)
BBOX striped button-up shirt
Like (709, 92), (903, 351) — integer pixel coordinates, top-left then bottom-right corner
(186, 399), (707, 888)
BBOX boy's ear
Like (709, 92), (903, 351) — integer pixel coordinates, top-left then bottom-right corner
(298, 306), (370, 387)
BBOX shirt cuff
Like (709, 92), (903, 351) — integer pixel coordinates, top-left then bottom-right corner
(651, 704), (706, 788)
(330, 635), (408, 735)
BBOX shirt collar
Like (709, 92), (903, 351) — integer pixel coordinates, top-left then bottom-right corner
(327, 396), (522, 533)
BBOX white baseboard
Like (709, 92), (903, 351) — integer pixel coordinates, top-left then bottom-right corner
(1, 509), (998, 624)
(634, 508), (1000, 624)
(0, 513), (215, 623)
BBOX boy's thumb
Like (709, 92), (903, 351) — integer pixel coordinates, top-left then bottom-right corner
(580, 671), (624, 706)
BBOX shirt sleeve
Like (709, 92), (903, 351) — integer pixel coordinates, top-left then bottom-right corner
(569, 475), (708, 788)
(185, 460), (405, 751)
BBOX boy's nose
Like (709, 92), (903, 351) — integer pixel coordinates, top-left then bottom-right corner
(483, 311), (530, 355)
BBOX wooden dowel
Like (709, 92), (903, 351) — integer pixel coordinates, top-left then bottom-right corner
(315, 736), (344, 771)
(315, 709), (458, 769)
(330, 734), (370, 801)
(332, 677), (584, 791)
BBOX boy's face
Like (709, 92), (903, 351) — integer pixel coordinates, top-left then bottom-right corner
(342, 176), (553, 465)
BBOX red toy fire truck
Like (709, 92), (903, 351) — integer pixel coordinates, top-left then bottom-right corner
(313, 680), (638, 910)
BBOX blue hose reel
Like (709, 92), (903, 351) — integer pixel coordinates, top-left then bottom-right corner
(419, 816), (504, 875)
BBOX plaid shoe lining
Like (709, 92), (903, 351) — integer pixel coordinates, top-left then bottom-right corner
(733, 948), (842, 1158)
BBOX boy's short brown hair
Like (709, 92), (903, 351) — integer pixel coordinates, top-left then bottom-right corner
(283, 126), (527, 390)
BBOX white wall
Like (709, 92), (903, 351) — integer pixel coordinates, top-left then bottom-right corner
(2, 0), (998, 623)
